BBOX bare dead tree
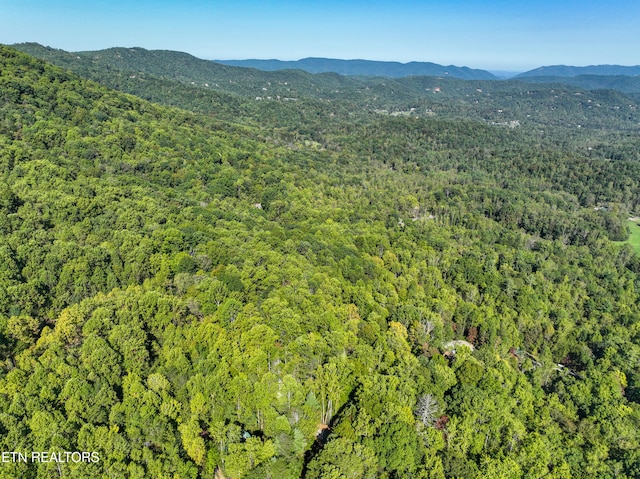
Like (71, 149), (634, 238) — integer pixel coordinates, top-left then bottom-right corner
(415, 394), (439, 427)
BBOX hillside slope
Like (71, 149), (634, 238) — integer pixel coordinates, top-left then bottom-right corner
(514, 74), (640, 94)
(11, 43), (640, 156)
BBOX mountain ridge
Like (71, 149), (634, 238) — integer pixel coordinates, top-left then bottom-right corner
(214, 56), (498, 80)
(11, 43), (640, 84)
(518, 64), (640, 78)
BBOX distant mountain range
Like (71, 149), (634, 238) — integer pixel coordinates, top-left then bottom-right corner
(514, 65), (640, 94)
(215, 57), (499, 81)
(10, 43), (640, 96)
(518, 65), (640, 78)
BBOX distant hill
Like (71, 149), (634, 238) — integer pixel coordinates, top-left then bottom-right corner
(215, 57), (498, 80)
(8, 43), (499, 106)
(10, 43), (380, 100)
(513, 74), (640, 94)
(518, 65), (640, 78)
(10, 42), (640, 144)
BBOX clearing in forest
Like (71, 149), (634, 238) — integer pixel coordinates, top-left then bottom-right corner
(626, 218), (640, 254)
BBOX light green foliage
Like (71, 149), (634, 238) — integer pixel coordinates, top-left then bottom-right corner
(306, 438), (378, 479)
(624, 219), (640, 254)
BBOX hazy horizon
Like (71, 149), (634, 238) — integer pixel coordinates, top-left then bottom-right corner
(1, 0), (639, 71)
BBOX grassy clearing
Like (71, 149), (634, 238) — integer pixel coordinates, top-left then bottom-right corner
(625, 219), (640, 254)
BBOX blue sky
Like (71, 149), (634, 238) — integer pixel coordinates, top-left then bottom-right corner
(1, 0), (638, 71)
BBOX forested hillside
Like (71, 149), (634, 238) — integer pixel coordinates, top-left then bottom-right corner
(1, 45), (640, 478)
(513, 74), (640, 94)
(13, 43), (640, 153)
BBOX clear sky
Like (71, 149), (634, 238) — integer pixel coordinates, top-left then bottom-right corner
(1, 0), (638, 72)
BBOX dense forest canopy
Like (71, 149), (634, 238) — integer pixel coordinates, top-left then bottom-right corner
(1, 44), (640, 478)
